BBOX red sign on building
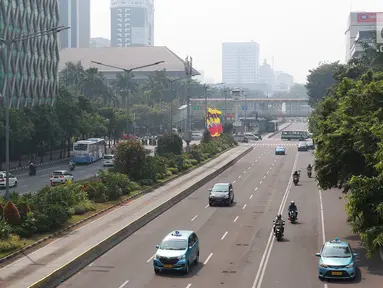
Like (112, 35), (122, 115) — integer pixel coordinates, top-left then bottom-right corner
(357, 12), (383, 23)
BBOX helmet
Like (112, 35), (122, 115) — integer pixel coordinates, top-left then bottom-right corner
(277, 214), (282, 219)
(291, 201), (295, 204)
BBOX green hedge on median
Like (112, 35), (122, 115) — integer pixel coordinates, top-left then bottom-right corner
(0, 133), (237, 255)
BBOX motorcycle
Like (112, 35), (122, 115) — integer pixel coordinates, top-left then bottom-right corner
(288, 210), (297, 223)
(293, 175), (299, 185)
(69, 164), (75, 171)
(28, 167), (36, 176)
(274, 224), (283, 241)
(307, 170), (312, 178)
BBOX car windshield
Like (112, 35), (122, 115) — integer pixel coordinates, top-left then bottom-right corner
(52, 171), (64, 175)
(212, 184), (229, 192)
(74, 144), (88, 151)
(104, 155), (113, 159)
(322, 245), (352, 258)
(159, 239), (188, 250)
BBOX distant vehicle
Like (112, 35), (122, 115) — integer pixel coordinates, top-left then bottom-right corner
(72, 138), (106, 164)
(275, 146), (286, 155)
(306, 139), (315, 149)
(153, 230), (199, 274)
(103, 154), (115, 166)
(267, 120), (279, 132)
(316, 237), (358, 280)
(209, 182), (234, 206)
(281, 130), (309, 141)
(298, 142), (308, 151)
(0, 172), (17, 188)
(50, 170), (74, 186)
(192, 132), (203, 140)
(244, 133), (261, 141)
(233, 134), (249, 143)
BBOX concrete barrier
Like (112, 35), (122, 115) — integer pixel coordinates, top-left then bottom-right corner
(29, 146), (253, 288)
(268, 123), (292, 138)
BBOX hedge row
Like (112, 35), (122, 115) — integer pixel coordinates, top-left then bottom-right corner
(0, 133), (237, 255)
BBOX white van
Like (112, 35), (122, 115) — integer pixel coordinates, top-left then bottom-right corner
(103, 154), (115, 166)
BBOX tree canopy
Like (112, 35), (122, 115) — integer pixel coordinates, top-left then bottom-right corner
(308, 38), (383, 256)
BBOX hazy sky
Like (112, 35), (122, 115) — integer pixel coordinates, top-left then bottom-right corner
(90, 0), (382, 83)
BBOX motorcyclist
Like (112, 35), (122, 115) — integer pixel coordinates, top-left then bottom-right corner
(273, 214), (285, 236)
(293, 170), (300, 181)
(29, 162), (36, 174)
(288, 201), (298, 218)
(69, 160), (75, 169)
(307, 164), (312, 172)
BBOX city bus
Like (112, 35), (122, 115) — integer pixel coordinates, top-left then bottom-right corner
(281, 130), (309, 141)
(72, 138), (106, 163)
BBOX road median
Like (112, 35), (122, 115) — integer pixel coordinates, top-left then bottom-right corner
(29, 145), (252, 288)
(267, 122), (292, 138)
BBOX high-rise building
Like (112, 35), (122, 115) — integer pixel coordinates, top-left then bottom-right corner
(110, 0), (154, 47)
(90, 38), (111, 48)
(0, 0), (60, 108)
(345, 12), (383, 61)
(58, 0), (91, 49)
(222, 42), (260, 84)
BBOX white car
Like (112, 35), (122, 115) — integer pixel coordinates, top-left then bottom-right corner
(244, 133), (261, 141)
(50, 170), (74, 186)
(0, 171), (18, 188)
(192, 133), (203, 140)
(103, 154), (115, 166)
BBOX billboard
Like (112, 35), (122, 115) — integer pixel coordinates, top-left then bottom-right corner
(206, 107), (223, 137)
(357, 12), (383, 23)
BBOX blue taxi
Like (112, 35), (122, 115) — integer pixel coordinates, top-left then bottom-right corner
(275, 146), (285, 155)
(316, 237), (358, 280)
(153, 230), (199, 274)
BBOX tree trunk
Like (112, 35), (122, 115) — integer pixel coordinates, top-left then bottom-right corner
(60, 138), (64, 159)
(67, 136), (71, 158)
(50, 137), (53, 161)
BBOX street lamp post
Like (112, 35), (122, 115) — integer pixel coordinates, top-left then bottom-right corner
(167, 76), (189, 132)
(0, 26), (69, 200)
(91, 61), (165, 134)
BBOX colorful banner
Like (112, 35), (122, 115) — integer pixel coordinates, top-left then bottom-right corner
(206, 107), (223, 137)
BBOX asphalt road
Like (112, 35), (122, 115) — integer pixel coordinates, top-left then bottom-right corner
(55, 123), (382, 287)
(1, 142), (199, 195)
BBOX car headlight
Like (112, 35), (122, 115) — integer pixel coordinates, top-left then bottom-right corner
(177, 254), (186, 260)
(209, 194), (214, 198)
(319, 263), (328, 268)
(346, 262), (354, 268)
(224, 195), (229, 198)
(155, 254), (161, 259)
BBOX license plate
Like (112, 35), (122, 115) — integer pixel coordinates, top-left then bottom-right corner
(331, 271), (342, 276)
(54, 176), (58, 178)
(164, 264), (173, 268)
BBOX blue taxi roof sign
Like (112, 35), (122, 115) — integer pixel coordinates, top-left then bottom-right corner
(172, 230), (182, 236)
(331, 237), (341, 243)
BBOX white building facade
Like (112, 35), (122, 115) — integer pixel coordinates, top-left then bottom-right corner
(110, 0), (154, 47)
(222, 42), (260, 84)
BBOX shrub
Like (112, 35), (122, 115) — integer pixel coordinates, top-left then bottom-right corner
(3, 201), (21, 225)
(168, 167), (178, 174)
(114, 140), (147, 180)
(73, 200), (96, 215)
(140, 179), (154, 186)
(13, 212), (37, 237)
(0, 219), (12, 240)
(142, 157), (157, 182)
(0, 234), (23, 253)
(85, 182), (108, 203)
(190, 150), (201, 163)
(157, 133), (183, 155)
(16, 202), (31, 220)
(190, 159), (198, 165)
(0, 203), (3, 220)
(128, 181), (141, 191)
(98, 170), (132, 199)
(166, 169), (173, 176)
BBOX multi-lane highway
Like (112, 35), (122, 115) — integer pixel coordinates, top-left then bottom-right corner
(56, 123), (382, 288)
(1, 142), (199, 195)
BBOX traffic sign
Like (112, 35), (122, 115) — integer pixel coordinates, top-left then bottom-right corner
(193, 106), (199, 110)
(242, 105), (248, 111)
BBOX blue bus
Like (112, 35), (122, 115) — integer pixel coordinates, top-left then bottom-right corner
(72, 138), (106, 163)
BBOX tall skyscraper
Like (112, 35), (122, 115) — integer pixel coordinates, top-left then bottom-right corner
(345, 12), (383, 61)
(110, 0), (154, 47)
(0, 0), (60, 107)
(58, 0), (91, 49)
(222, 42), (260, 84)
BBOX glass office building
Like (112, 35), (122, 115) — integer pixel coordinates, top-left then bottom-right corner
(0, 0), (60, 108)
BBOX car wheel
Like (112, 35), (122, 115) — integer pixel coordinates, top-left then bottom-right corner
(231, 197), (234, 204)
(13, 181), (17, 187)
(194, 251), (199, 265)
(209, 202), (213, 206)
(154, 269), (160, 275)
(318, 276), (324, 281)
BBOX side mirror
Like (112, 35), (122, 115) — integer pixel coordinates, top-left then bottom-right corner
(189, 246), (192, 250)
(209, 189), (212, 192)
(315, 253), (320, 257)
(156, 245), (159, 249)
(353, 253), (358, 257)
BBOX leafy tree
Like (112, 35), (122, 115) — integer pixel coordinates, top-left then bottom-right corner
(305, 62), (341, 107)
(157, 133), (183, 155)
(114, 140), (147, 180)
(287, 83), (308, 98)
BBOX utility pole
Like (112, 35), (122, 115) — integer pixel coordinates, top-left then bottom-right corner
(244, 95), (247, 132)
(204, 85), (208, 128)
(184, 56), (193, 152)
(223, 88), (229, 124)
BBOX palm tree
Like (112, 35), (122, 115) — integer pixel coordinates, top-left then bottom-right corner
(112, 72), (138, 108)
(60, 61), (85, 88)
(143, 69), (169, 106)
(78, 68), (107, 101)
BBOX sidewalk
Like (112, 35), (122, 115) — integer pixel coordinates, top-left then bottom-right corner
(0, 145), (250, 288)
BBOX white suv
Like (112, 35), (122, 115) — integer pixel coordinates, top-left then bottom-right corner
(103, 154), (115, 166)
(50, 170), (74, 186)
(0, 172), (18, 188)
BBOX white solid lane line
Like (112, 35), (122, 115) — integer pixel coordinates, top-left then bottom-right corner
(221, 231), (228, 240)
(118, 280), (129, 288)
(242, 204), (247, 210)
(203, 253), (213, 265)
(233, 216), (239, 223)
(191, 215), (198, 222)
